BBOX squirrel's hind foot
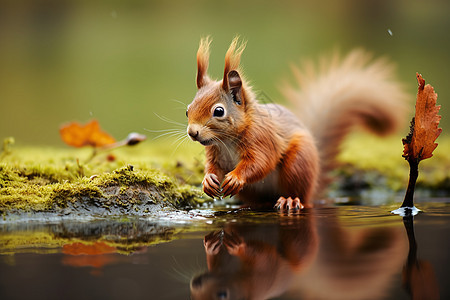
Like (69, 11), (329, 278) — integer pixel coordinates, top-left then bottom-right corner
(274, 197), (304, 212)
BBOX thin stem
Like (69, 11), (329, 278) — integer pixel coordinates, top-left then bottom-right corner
(401, 158), (419, 208)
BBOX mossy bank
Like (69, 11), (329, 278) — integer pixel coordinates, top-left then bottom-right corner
(0, 141), (207, 220)
(1, 135), (449, 220)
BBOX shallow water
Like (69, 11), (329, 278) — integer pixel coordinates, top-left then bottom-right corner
(0, 202), (449, 300)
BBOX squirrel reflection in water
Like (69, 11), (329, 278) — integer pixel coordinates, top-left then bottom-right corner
(191, 209), (409, 300)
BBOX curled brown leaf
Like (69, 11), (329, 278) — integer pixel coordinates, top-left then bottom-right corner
(60, 120), (116, 148)
(402, 73), (442, 161)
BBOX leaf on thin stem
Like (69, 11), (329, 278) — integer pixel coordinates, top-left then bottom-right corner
(402, 73), (442, 162)
(60, 120), (116, 148)
(396, 74), (442, 210)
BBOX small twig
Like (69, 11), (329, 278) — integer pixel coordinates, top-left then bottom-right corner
(401, 158), (419, 208)
(84, 132), (147, 164)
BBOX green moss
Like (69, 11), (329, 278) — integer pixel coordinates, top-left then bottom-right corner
(0, 142), (206, 217)
(97, 165), (171, 189)
(337, 134), (450, 194)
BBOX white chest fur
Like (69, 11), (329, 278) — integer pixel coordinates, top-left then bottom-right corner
(215, 142), (240, 173)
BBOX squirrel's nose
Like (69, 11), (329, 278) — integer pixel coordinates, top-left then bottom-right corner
(187, 128), (199, 139)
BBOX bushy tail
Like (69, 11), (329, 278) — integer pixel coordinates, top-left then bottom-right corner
(283, 50), (408, 190)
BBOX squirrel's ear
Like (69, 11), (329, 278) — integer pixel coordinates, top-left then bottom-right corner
(222, 37), (246, 91)
(227, 70), (243, 105)
(196, 37), (211, 89)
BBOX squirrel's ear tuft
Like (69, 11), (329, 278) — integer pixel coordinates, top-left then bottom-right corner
(222, 36), (246, 91)
(227, 70), (242, 105)
(197, 37), (212, 89)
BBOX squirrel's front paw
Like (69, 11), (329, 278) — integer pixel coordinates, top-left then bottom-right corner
(221, 173), (245, 197)
(202, 173), (221, 198)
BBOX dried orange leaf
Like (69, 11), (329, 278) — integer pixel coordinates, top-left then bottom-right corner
(60, 120), (116, 148)
(402, 74), (442, 161)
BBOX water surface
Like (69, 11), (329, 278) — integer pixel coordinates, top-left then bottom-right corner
(1, 203), (448, 299)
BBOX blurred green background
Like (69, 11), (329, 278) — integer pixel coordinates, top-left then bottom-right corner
(0, 0), (448, 146)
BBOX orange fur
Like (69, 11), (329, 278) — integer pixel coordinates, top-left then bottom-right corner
(284, 50), (408, 190)
(187, 37), (406, 208)
(196, 36), (211, 88)
(222, 37), (246, 91)
(279, 131), (319, 207)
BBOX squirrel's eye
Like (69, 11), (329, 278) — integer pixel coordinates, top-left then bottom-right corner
(186, 104), (191, 118)
(213, 106), (225, 117)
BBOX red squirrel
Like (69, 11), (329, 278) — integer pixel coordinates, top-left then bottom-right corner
(186, 37), (406, 210)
